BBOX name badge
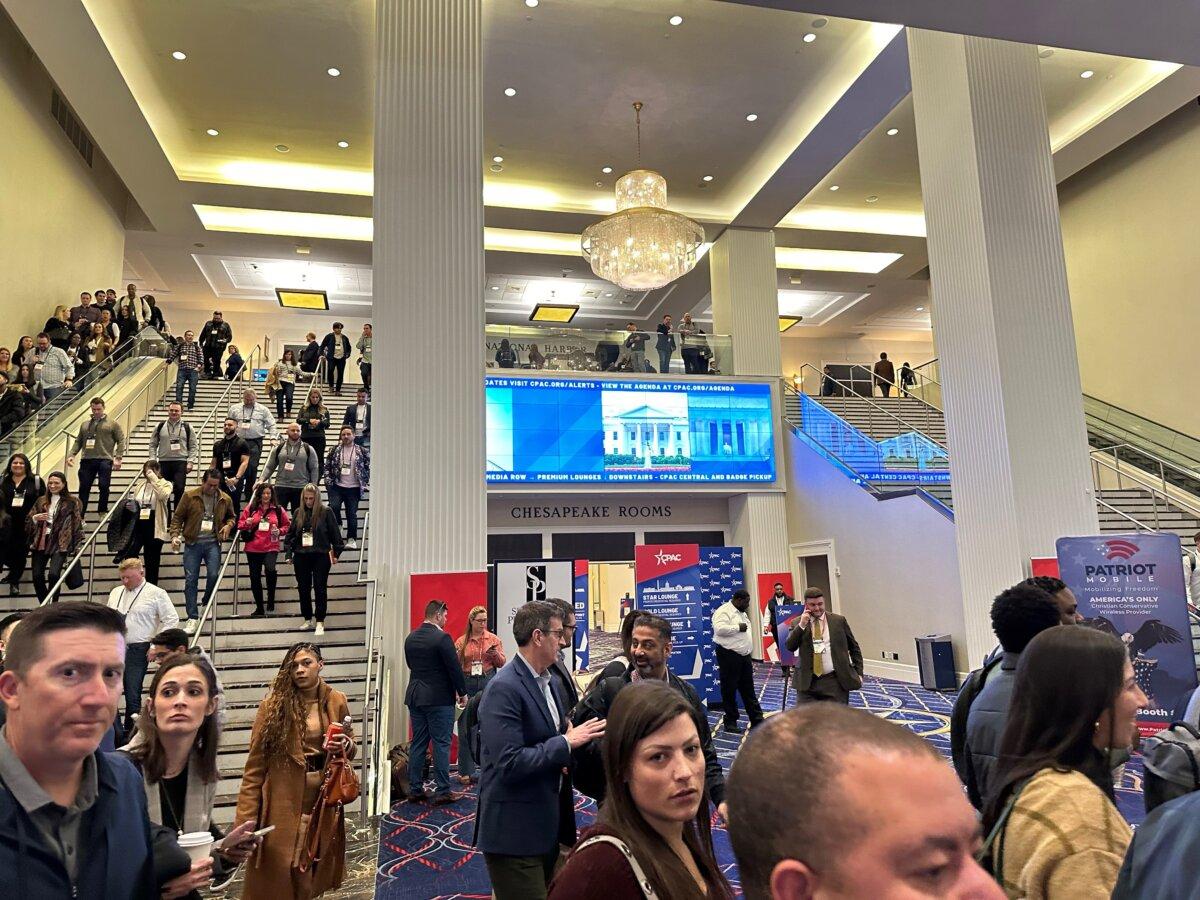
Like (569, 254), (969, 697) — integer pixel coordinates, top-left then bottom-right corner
(222, 457), (232, 469)
(200, 517), (214, 533)
(34, 363), (43, 375)
(18, 493), (29, 507)
(813, 640), (828, 653)
(169, 440), (182, 451)
(301, 532), (314, 548)
(85, 438), (96, 450)
(139, 507), (152, 520)
(284, 461), (296, 472)
(258, 519), (271, 532)
(355, 422), (365, 432)
(241, 418), (251, 425)
(340, 464), (352, 475)
(471, 661), (483, 677)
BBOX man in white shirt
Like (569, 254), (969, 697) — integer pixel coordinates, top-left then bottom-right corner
(712, 588), (764, 733)
(105, 557), (179, 734)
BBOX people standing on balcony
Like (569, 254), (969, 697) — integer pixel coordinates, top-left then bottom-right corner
(235, 642), (355, 899)
(239, 483), (290, 619)
(26, 471), (83, 602)
(873, 352), (896, 398)
(170, 469), (235, 634)
(150, 402), (196, 511)
(199, 311), (232, 380)
(1, 454), (44, 597)
(69, 290), (101, 332)
(495, 338), (517, 368)
(262, 423), (320, 515)
(171, 328), (202, 410)
(528, 343), (546, 369)
(299, 332), (321, 379)
(30, 333), (73, 402)
(211, 417), (251, 517)
(105, 557), (179, 735)
(622, 323), (648, 373)
(325, 426), (368, 551)
(320, 323), (352, 396)
(224, 344), (244, 381)
(230, 388), (277, 506)
(270, 349), (300, 418)
(356, 323), (372, 393)
(66, 396), (126, 519)
(342, 386), (371, 448)
(42, 306), (72, 349)
(454, 605), (504, 786)
(899, 361), (915, 397)
(127, 461), (173, 586)
(678, 314), (702, 374)
(297, 387), (331, 463)
(284, 484), (343, 635)
(656, 314), (676, 374)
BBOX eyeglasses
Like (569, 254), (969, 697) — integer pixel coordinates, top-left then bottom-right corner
(541, 628), (564, 639)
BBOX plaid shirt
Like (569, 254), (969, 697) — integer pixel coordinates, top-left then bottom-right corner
(172, 340), (202, 370)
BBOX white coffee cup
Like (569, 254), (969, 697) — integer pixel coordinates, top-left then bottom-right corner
(177, 831), (215, 863)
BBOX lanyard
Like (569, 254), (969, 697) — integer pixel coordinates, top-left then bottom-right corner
(118, 583), (146, 616)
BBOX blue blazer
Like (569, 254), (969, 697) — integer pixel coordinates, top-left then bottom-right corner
(475, 655), (571, 856)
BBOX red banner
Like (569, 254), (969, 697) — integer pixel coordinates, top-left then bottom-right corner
(1030, 557), (1060, 578)
(757, 572), (795, 662)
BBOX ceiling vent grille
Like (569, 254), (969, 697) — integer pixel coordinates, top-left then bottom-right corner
(50, 90), (94, 167)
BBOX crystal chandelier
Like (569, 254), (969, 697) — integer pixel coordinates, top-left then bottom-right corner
(581, 102), (704, 291)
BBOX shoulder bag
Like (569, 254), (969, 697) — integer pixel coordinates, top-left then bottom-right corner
(298, 739), (360, 873)
(573, 835), (659, 899)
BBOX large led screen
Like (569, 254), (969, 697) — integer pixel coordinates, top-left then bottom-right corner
(486, 377), (776, 484)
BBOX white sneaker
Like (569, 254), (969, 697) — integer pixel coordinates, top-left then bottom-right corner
(314, 622), (325, 636)
(301, 619), (313, 630)
(345, 539), (358, 550)
(182, 619), (196, 634)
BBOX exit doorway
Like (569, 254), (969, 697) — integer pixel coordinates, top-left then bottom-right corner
(790, 540), (838, 610)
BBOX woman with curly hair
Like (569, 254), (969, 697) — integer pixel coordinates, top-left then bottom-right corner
(235, 642), (355, 899)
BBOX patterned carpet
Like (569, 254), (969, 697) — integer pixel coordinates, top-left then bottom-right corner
(374, 631), (1147, 898)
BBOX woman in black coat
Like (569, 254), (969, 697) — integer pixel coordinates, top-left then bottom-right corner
(0, 453), (45, 596)
(283, 483), (344, 634)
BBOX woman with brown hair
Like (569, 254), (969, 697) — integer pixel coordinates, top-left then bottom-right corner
(296, 387), (331, 462)
(236, 642), (355, 900)
(453, 605), (505, 784)
(284, 484), (343, 635)
(87, 321), (115, 373)
(26, 470), (83, 601)
(549, 681), (733, 900)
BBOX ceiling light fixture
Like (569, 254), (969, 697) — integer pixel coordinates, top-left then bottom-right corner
(337, 140), (349, 148)
(702, 175), (714, 182)
(327, 67), (341, 77)
(829, 184), (839, 191)
(206, 128), (219, 136)
(171, 50), (187, 60)
(915, 306), (925, 311)
(886, 127), (899, 136)
(669, 15), (683, 25)
(490, 285), (500, 291)
(779, 316), (803, 333)
(745, 113), (758, 122)
(493, 155), (504, 163)
(525, 0), (539, 7)
(803, 32), (817, 43)
(490, 164), (504, 172)
(601, 166), (613, 174)
(530, 303), (580, 323)
(295, 245), (312, 255)
(504, 87), (517, 97)
(865, 195), (878, 203)
(581, 101), (704, 291)
(275, 144), (290, 153)
(1038, 48), (1054, 59)
(1080, 69), (1094, 79)
(811, 17), (828, 28)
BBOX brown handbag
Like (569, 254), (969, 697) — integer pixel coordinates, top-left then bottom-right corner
(298, 746), (360, 873)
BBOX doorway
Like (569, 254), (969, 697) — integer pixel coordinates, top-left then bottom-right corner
(790, 540), (837, 609)
(589, 561), (634, 632)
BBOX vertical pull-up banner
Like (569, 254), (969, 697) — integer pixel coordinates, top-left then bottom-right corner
(1057, 533), (1198, 735)
(757, 572), (796, 663)
(698, 547), (745, 707)
(573, 560), (590, 671)
(635, 544), (707, 696)
(493, 558), (577, 665)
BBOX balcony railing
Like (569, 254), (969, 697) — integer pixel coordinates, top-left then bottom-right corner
(485, 324), (733, 376)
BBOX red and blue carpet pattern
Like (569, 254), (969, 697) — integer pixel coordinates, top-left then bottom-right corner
(376, 644), (1146, 898)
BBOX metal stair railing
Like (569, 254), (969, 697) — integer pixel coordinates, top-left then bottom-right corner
(187, 536), (242, 665)
(195, 345), (265, 465)
(1084, 393), (1200, 472)
(795, 364), (948, 449)
(1091, 445), (1200, 530)
(355, 509), (385, 820)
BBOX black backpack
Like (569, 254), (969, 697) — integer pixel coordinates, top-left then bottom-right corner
(153, 420), (193, 447)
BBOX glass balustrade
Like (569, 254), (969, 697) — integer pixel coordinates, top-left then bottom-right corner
(1084, 394), (1200, 472)
(485, 324), (734, 377)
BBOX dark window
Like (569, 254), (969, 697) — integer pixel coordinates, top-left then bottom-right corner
(644, 531), (725, 548)
(552, 531), (635, 562)
(488, 533), (543, 564)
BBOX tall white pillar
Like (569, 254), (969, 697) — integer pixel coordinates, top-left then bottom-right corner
(909, 30), (1098, 663)
(373, 0), (486, 733)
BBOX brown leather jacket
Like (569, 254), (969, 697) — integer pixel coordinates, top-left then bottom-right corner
(169, 486), (235, 543)
(25, 494), (83, 554)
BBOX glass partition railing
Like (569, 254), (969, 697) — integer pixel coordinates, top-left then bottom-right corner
(1084, 394), (1200, 474)
(485, 324), (734, 376)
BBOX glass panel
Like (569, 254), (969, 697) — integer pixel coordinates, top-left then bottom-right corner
(1084, 394), (1200, 473)
(485, 324), (734, 377)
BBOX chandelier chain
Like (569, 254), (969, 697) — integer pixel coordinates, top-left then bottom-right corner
(633, 101), (643, 167)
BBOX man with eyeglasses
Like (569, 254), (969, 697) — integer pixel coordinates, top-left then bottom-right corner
(403, 600), (467, 806)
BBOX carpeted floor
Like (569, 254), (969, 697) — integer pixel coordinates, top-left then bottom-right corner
(375, 633), (1146, 898)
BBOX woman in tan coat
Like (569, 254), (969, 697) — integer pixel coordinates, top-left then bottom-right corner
(236, 642), (355, 899)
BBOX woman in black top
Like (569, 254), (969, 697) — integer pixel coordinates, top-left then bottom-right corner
(116, 301), (140, 344)
(43, 306), (73, 349)
(284, 483), (344, 635)
(0, 453), (45, 596)
(66, 331), (89, 381)
(296, 388), (331, 462)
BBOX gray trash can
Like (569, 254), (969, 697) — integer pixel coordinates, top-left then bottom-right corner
(914, 633), (957, 690)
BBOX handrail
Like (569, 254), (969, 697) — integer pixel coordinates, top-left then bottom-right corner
(795, 364), (948, 449)
(355, 509), (379, 820)
(188, 536), (242, 664)
(842, 361), (945, 414)
(1084, 393), (1200, 450)
(42, 361), (174, 604)
(1090, 449), (1200, 531)
(1092, 443), (1200, 501)
(195, 344), (264, 466)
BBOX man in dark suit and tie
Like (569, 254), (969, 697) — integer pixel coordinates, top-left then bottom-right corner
(476, 600), (605, 900)
(785, 587), (864, 705)
(404, 599), (468, 804)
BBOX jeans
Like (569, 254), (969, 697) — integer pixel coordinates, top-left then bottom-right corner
(123, 643), (150, 732)
(31, 550), (65, 602)
(43, 385), (66, 403)
(294, 551), (331, 621)
(456, 671), (493, 779)
(657, 348), (672, 374)
(77, 458), (113, 515)
(159, 460), (189, 511)
(327, 484), (361, 540)
(408, 704), (454, 796)
(183, 540), (221, 620)
(629, 350), (645, 372)
(274, 381), (295, 418)
(175, 367), (199, 408)
(246, 551), (278, 612)
(327, 357), (347, 392)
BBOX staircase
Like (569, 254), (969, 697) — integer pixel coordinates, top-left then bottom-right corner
(0, 376), (372, 825)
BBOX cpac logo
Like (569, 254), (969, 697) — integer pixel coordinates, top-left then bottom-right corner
(655, 551), (682, 566)
(1101, 539), (1139, 561)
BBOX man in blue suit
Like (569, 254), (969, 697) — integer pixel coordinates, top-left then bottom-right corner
(404, 600), (468, 805)
(476, 600), (606, 899)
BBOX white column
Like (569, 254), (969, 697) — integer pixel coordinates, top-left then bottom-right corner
(373, 0), (486, 733)
(728, 493), (790, 660)
(710, 227), (780, 378)
(909, 30), (1098, 663)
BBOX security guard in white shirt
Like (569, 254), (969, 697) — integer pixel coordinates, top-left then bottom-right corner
(712, 588), (764, 733)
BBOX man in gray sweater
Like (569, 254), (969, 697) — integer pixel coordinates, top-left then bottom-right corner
(149, 401), (196, 509)
(66, 397), (127, 517)
(261, 422), (319, 513)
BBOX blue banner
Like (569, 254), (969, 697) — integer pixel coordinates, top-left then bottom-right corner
(1057, 533), (1199, 734)
(699, 546), (746, 708)
(774, 603), (806, 667)
(635, 545), (708, 696)
(573, 560), (590, 671)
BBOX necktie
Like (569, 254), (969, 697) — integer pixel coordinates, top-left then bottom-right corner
(812, 618), (824, 676)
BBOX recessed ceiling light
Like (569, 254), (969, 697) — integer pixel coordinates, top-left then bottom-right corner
(205, 128), (219, 137)
(829, 184), (839, 191)
(865, 195), (878, 203)
(525, 0), (539, 6)
(275, 144), (290, 153)
(295, 245), (311, 255)
(601, 166), (613, 174)
(1038, 47), (1054, 59)
(1080, 69), (1094, 79)
(604, 292), (614, 297)
(915, 306), (925, 311)
(702, 174), (714, 182)
(171, 50), (187, 60)
(886, 127), (899, 136)
(803, 32), (817, 43)
(490, 285), (500, 291)
(490, 164), (504, 172)
(337, 140), (349, 148)
(493, 155), (504, 163)
(327, 67), (341, 77)
(669, 15), (683, 26)
(811, 17), (828, 28)
(504, 87), (517, 97)
(745, 113), (758, 122)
